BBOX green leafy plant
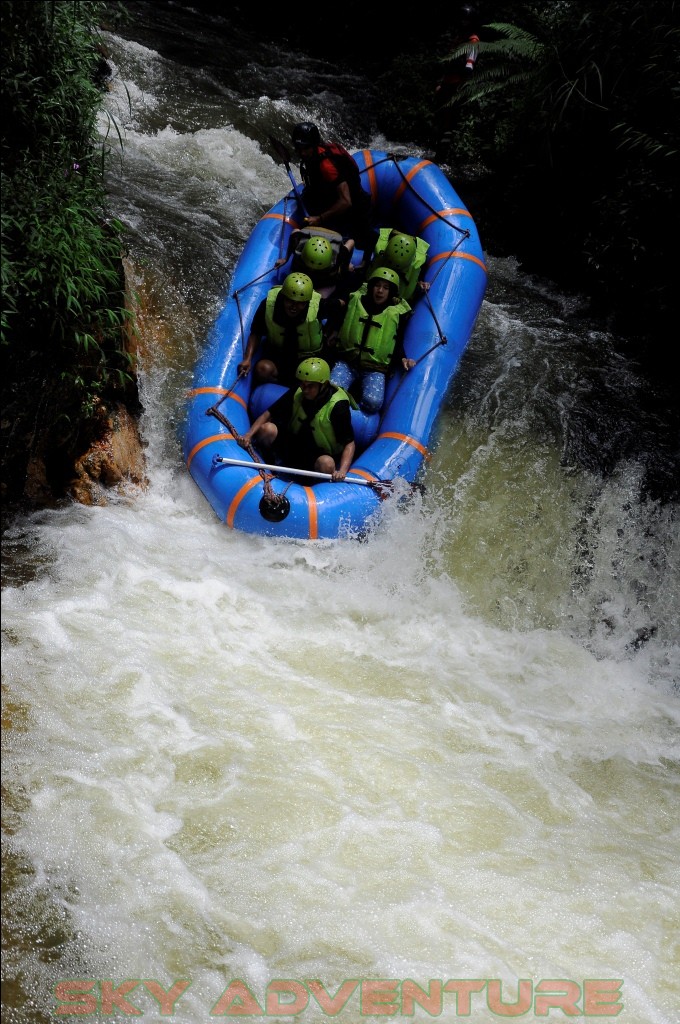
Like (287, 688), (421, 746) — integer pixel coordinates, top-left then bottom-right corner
(1, 0), (136, 495)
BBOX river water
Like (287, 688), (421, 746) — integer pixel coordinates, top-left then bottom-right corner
(2, 6), (678, 1023)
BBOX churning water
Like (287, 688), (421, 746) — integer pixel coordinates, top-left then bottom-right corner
(2, 10), (678, 1023)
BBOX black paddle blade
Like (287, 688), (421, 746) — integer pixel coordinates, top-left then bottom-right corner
(369, 480), (396, 501)
(369, 479), (425, 502)
(268, 134), (292, 167)
(259, 493), (291, 522)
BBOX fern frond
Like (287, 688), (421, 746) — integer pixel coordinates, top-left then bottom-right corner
(442, 23), (546, 67)
(613, 123), (679, 159)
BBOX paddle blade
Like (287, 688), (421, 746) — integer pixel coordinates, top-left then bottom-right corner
(268, 134), (292, 167)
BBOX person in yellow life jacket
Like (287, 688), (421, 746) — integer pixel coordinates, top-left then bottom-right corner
(241, 358), (356, 481)
(366, 229), (431, 303)
(237, 272), (344, 387)
(274, 228), (354, 301)
(329, 266), (415, 414)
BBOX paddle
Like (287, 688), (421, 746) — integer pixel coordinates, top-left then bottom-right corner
(268, 135), (309, 218)
(212, 454), (382, 488)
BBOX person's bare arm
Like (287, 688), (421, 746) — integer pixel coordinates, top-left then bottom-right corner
(332, 438), (355, 481)
(237, 331), (260, 376)
(306, 181), (352, 227)
(240, 408), (271, 448)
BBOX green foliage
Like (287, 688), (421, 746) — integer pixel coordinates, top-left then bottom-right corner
(1, 0), (134, 435)
(377, 1), (678, 346)
(444, 22), (548, 104)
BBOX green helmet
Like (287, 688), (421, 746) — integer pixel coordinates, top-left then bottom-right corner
(368, 265), (400, 289)
(281, 272), (313, 302)
(384, 233), (416, 271)
(296, 357), (330, 384)
(301, 236), (333, 271)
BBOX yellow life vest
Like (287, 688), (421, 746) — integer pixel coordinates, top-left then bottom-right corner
(264, 287), (323, 359)
(338, 287), (411, 371)
(289, 384), (352, 456)
(369, 227), (429, 302)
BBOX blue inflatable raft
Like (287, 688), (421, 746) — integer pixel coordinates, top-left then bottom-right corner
(183, 150), (487, 540)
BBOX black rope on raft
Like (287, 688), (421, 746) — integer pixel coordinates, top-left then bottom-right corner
(371, 260), (449, 425)
(205, 373), (244, 417)
(421, 288), (447, 351)
(360, 153), (471, 240)
(206, 406), (289, 516)
(359, 153), (470, 293)
(230, 262), (280, 359)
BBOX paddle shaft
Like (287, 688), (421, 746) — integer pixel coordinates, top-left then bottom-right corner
(285, 168), (309, 216)
(213, 455), (376, 487)
(268, 135), (309, 217)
